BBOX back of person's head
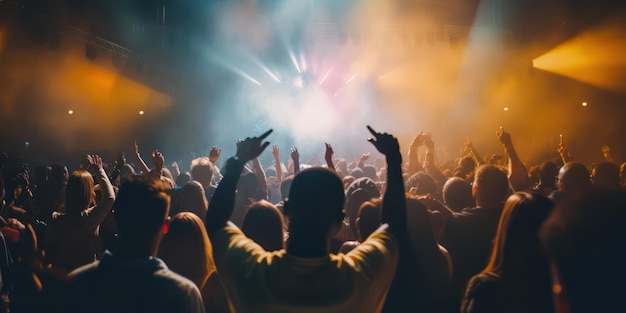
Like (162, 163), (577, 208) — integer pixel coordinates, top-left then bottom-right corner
(242, 200), (285, 251)
(591, 162), (620, 189)
(279, 176), (293, 202)
(50, 164), (68, 183)
(175, 171), (191, 187)
(190, 157), (214, 188)
(344, 188), (373, 237)
(442, 177), (474, 212)
(482, 192), (554, 310)
(178, 181), (208, 219)
(541, 188), (626, 313)
(346, 177), (380, 200)
(357, 199), (382, 241)
(407, 172), (437, 196)
(557, 162), (591, 193)
(459, 156), (476, 173)
(65, 170), (95, 214)
(284, 168), (345, 233)
(237, 172), (258, 198)
(158, 212), (214, 287)
(33, 165), (51, 184)
(363, 165), (377, 182)
(114, 176), (170, 245)
(539, 161), (558, 185)
(119, 164), (136, 184)
(473, 164), (509, 208)
(349, 168), (365, 180)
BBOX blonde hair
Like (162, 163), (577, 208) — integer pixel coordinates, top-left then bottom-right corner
(65, 170), (95, 214)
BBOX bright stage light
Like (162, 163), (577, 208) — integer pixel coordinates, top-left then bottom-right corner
(139, 110), (145, 115)
(533, 13), (626, 92)
(503, 107), (509, 111)
(581, 102), (588, 107)
(289, 50), (302, 74)
(68, 109), (74, 115)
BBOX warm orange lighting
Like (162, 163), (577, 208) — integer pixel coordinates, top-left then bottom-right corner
(582, 102), (588, 107)
(68, 109), (74, 115)
(533, 13), (626, 93)
(504, 107), (509, 111)
(139, 110), (144, 115)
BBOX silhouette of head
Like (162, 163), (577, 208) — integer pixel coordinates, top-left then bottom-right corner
(114, 176), (170, 246)
(473, 165), (509, 208)
(284, 168), (345, 235)
(242, 200), (285, 251)
(65, 170), (95, 214)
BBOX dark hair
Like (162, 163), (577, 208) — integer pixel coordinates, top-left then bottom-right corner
(242, 200), (285, 251)
(114, 176), (170, 242)
(442, 177), (474, 212)
(541, 188), (626, 313)
(473, 165), (509, 208)
(285, 168), (345, 230)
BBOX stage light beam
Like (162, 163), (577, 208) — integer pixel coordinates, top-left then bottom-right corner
(533, 13), (626, 93)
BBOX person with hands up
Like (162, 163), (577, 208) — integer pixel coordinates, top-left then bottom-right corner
(206, 127), (400, 313)
(44, 154), (115, 274)
(497, 127), (530, 191)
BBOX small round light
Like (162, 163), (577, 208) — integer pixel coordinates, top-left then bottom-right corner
(582, 102), (588, 107)
(68, 110), (74, 115)
(503, 107), (509, 111)
(139, 110), (144, 115)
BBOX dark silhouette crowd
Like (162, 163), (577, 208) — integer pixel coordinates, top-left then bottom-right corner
(0, 125), (624, 313)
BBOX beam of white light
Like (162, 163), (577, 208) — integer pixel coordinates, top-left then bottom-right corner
(300, 52), (308, 73)
(241, 73), (262, 86)
(346, 72), (359, 85)
(259, 64), (281, 83)
(318, 67), (333, 85)
(289, 50), (302, 74)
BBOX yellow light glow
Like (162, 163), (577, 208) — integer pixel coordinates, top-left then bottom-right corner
(139, 110), (144, 115)
(68, 109), (74, 115)
(504, 107), (509, 111)
(582, 102), (588, 107)
(533, 13), (626, 93)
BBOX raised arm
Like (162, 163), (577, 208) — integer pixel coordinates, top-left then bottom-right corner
(290, 147), (300, 175)
(133, 141), (151, 175)
(465, 138), (486, 166)
(557, 134), (573, 164)
(356, 152), (370, 170)
(367, 126), (406, 237)
(325, 143), (336, 172)
(407, 132), (425, 176)
(423, 134), (447, 189)
(84, 155), (115, 229)
(206, 130), (272, 237)
(272, 145), (283, 182)
(497, 127), (529, 191)
(251, 158), (269, 200)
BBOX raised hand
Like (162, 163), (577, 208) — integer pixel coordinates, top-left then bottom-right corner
(272, 145), (280, 159)
(360, 152), (371, 161)
(87, 154), (103, 170)
(496, 127), (513, 147)
(151, 150), (165, 172)
(465, 137), (474, 150)
(290, 147), (300, 162)
(209, 146), (222, 164)
(134, 141), (139, 155)
(424, 133), (435, 150)
(236, 129), (273, 163)
(325, 143), (334, 161)
(367, 125), (400, 158)
(410, 132), (425, 148)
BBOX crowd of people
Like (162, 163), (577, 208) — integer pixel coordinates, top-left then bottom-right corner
(0, 125), (624, 312)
